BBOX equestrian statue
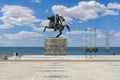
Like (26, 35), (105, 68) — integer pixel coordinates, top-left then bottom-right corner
(43, 14), (71, 38)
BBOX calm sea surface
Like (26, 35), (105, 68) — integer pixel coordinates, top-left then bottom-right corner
(0, 47), (120, 55)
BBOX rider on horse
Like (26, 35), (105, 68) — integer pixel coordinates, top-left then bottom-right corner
(43, 14), (70, 38)
(48, 14), (65, 31)
(55, 14), (65, 27)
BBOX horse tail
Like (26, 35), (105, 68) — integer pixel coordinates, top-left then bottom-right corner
(64, 25), (70, 31)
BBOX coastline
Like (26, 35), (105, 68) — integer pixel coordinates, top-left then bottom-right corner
(7, 55), (120, 61)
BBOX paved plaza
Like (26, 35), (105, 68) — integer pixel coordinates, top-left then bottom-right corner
(0, 59), (120, 80)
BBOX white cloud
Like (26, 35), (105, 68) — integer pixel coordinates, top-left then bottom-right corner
(4, 31), (44, 40)
(66, 28), (107, 41)
(114, 32), (120, 37)
(0, 23), (13, 29)
(0, 5), (40, 29)
(32, 26), (44, 32)
(64, 17), (73, 23)
(96, 30), (102, 34)
(32, 19), (53, 32)
(102, 10), (119, 16)
(66, 28), (103, 35)
(60, 35), (69, 38)
(32, 20), (53, 32)
(52, 1), (106, 21)
(108, 3), (120, 10)
(32, 0), (41, 3)
(40, 20), (49, 26)
(97, 34), (105, 39)
(66, 30), (84, 35)
(52, 1), (120, 22)
(32, 26), (53, 32)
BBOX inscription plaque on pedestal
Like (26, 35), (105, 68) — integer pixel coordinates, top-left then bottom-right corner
(45, 38), (67, 55)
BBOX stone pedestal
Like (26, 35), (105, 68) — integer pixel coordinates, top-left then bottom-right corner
(44, 38), (67, 55)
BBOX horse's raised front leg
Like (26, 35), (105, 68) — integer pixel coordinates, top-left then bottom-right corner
(56, 30), (62, 38)
(65, 25), (70, 31)
(43, 26), (47, 32)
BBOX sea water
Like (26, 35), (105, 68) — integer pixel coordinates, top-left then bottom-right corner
(0, 47), (120, 55)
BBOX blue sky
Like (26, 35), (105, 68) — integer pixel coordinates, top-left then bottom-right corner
(0, 0), (120, 47)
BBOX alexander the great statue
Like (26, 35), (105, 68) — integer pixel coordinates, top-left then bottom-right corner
(43, 14), (70, 38)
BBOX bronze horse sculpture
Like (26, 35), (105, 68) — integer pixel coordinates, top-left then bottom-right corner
(43, 15), (70, 38)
